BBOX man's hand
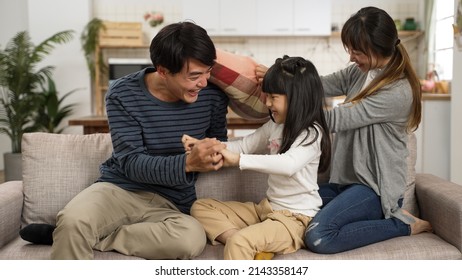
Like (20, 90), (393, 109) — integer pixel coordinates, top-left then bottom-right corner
(220, 149), (240, 167)
(185, 138), (226, 172)
(255, 64), (269, 84)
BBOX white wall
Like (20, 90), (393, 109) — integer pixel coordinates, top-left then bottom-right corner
(0, 0), (91, 170)
(0, 0), (29, 169)
(450, 1), (462, 184)
(27, 0), (92, 135)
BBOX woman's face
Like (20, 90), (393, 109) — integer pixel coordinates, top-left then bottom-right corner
(348, 48), (389, 72)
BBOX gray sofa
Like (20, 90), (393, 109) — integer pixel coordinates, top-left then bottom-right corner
(0, 132), (461, 259)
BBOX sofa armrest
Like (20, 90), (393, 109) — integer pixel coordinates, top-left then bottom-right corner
(415, 173), (462, 253)
(0, 181), (23, 248)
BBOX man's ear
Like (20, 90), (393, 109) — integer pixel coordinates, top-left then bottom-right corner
(156, 65), (169, 78)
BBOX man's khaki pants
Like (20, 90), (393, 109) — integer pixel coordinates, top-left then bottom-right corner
(191, 198), (311, 260)
(51, 182), (206, 259)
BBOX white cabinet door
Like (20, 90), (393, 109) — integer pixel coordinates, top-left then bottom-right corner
(416, 99), (451, 180)
(182, 0), (331, 37)
(256, 0), (293, 35)
(293, 0), (331, 35)
(220, 0), (257, 35)
(182, 0), (220, 35)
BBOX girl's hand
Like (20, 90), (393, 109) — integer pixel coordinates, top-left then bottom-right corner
(221, 148), (240, 167)
(184, 138), (226, 172)
(255, 64), (269, 84)
(182, 134), (199, 153)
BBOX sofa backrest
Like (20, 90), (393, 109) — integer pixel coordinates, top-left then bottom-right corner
(20, 132), (418, 227)
(20, 132), (268, 226)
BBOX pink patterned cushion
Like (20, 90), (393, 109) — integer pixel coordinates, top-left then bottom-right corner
(209, 49), (269, 120)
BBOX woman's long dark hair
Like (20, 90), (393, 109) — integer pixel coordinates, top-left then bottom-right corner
(262, 56), (331, 172)
(341, 6), (422, 132)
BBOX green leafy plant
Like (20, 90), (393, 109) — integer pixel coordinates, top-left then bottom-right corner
(0, 30), (74, 153)
(35, 76), (81, 133)
(81, 17), (106, 79)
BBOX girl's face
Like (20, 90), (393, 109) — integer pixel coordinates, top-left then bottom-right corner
(348, 48), (390, 72)
(265, 93), (288, 124)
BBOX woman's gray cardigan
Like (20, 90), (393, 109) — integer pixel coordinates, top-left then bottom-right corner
(322, 64), (415, 224)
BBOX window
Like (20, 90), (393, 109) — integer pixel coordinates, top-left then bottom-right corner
(433, 0), (454, 80)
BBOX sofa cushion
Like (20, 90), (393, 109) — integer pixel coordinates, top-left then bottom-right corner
(21, 133), (113, 226)
(193, 233), (462, 260)
(209, 49), (269, 120)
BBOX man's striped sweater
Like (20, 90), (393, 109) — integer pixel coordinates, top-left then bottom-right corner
(97, 67), (228, 214)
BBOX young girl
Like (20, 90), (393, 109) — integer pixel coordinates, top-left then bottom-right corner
(185, 55), (331, 260)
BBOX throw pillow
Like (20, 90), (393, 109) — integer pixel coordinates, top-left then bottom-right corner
(21, 133), (113, 226)
(209, 48), (269, 120)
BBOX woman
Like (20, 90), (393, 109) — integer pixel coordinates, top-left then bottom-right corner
(258, 6), (432, 254)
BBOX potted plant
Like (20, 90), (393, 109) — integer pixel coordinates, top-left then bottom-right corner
(34, 76), (81, 133)
(80, 17), (106, 80)
(0, 30), (74, 181)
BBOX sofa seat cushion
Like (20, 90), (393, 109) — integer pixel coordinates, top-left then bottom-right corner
(21, 133), (113, 226)
(0, 237), (142, 260)
(5, 232), (458, 260)
(193, 233), (462, 260)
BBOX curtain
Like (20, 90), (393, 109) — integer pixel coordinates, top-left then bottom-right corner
(424, 0), (436, 76)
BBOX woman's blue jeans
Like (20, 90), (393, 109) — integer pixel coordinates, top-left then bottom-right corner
(304, 183), (410, 254)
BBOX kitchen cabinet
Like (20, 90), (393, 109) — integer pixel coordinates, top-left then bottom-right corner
(257, 0), (331, 36)
(220, 0), (257, 35)
(414, 94), (451, 180)
(256, 0), (293, 35)
(182, 0), (331, 36)
(182, 0), (256, 35)
(293, 0), (331, 35)
(182, 0), (221, 35)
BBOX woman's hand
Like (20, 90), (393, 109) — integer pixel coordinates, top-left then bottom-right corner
(255, 64), (269, 84)
(220, 148), (240, 167)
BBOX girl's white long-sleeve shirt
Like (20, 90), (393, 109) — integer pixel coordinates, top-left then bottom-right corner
(226, 121), (322, 217)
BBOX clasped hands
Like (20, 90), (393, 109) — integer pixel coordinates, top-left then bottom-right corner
(182, 134), (239, 172)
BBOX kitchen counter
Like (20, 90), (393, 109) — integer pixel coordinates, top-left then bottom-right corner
(69, 115), (266, 135)
(422, 93), (451, 100)
(69, 93), (450, 135)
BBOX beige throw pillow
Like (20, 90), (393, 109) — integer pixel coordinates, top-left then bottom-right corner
(21, 133), (113, 226)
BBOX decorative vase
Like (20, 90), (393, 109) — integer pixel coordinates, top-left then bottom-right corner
(403, 18), (417, 31)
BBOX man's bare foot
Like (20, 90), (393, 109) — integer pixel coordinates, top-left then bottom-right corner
(402, 209), (433, 235)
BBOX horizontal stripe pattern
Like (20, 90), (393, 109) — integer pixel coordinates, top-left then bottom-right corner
(98, 68), (228, 213)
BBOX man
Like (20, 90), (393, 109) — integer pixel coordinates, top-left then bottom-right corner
(22, 22), (229, 260)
